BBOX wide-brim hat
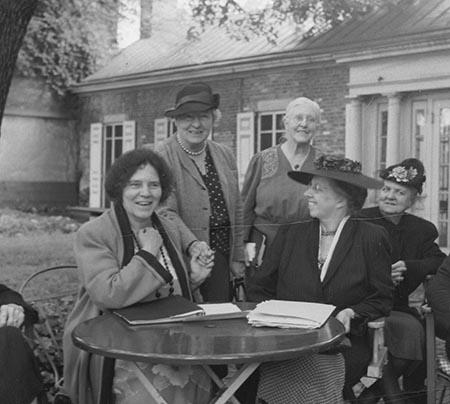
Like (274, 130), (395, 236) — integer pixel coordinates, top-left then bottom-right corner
(165, 82), (220, 118)
(288, 155), (383, 190)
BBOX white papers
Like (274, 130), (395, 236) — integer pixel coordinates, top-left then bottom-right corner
(247, 300), (336, 329)
(198, 303), (241, 316)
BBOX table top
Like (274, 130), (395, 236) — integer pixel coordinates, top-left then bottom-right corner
(72, 303), (346, 365)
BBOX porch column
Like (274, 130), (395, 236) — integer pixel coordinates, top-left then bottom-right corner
(386, 93), (401, 165)
(345, 96), (362, 161)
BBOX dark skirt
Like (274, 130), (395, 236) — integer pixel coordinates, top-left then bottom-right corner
(0, 326), (44, 404)
(199, 250), (231, 302)
(385, 310), (425, 361)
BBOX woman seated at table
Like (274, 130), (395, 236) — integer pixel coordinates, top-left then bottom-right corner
(0, 284), (45, 404)
(248, 155), (393, 403)
(360, 158), (445, 402)
(63, 148), (214, 404)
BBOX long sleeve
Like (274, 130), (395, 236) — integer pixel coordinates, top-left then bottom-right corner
(426, 257), (450, 338)
(349, 228), (393, 322)
(75, 225), (171, 310)
(404, 223), (445, 294)
(241, 153), (262, 241)
(0, 285), (38, 325)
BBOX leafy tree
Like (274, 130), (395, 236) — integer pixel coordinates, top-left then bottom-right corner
(188, 0), (398, 43)
(0, 0), (38, 126)
(16, 0), (120, 96)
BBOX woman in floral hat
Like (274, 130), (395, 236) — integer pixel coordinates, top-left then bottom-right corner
(248, 155), (393, 403)
(360, 158), (445, 402)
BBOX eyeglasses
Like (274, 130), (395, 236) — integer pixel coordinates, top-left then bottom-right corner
(176, 113), (212, 124)
(306, 183), (328, 193)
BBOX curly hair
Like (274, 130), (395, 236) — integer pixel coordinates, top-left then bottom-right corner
(104, 148), (173, 204)
(329, 179), (368, 214)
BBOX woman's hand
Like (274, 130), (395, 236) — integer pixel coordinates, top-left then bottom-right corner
(189, 250), (213, 286)
(391, 260), (407, 286)
(0, 304), (25, 328)
(335, 308), (355, 333)
(137, 227), (163, 255)
(188, 241), (215, 266)
(231, 261), (246, 278)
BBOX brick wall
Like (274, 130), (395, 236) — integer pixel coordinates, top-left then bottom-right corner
(77, 62), (349, 191)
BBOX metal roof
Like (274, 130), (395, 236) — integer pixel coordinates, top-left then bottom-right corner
(80, 0), (450, 86)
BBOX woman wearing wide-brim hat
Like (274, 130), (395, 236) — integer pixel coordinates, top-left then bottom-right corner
(248, 155), (394, 403)
(156, 82), (245, 304)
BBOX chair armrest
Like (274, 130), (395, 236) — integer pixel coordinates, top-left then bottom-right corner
(366, 317), (387, 379)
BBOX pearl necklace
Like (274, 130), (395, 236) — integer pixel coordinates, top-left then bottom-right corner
(176, 134), (206, 156)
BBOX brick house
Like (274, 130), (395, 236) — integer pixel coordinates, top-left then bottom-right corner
(74, 0), (450, 249)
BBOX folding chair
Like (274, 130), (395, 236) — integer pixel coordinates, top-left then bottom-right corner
(19, 265), (79, 395)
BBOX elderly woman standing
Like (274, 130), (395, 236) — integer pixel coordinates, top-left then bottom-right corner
(241, 97), (321, 268)
(360, 158), (445, 401)
(156, 82), (245, 303)
(248, 156), (393, 403)
(63, 149), (213, 404)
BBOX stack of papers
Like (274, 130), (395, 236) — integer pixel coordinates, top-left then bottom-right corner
(247, 300), (336, 329)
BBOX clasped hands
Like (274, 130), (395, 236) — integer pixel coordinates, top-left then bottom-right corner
(391, 260), (407, 286)
(0, 304), (25, 328)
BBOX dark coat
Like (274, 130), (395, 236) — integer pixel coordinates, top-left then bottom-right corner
(360, 207), (445, 311)
(247, 217), (394, 332)
(426, 256), (450, 340)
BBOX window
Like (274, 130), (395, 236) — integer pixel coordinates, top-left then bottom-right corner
(257, 112), (285, 152)
(377, 104), (388, 171)
(412, 101), (427, 161)
(102, 123), (124, 206)
(438, 107), (450, 246)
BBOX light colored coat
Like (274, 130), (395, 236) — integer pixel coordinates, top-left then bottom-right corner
(63, 208), (195, 404)
(156, 136), (245, 263)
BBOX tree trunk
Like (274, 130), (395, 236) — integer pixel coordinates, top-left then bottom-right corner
(0, 0), (38, 132)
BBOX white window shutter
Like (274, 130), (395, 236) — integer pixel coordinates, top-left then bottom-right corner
(123, 120), (136, 152)
(236, 112), (255, 187)
(89, 123), (103, 208)
(154, 118), (169, 148)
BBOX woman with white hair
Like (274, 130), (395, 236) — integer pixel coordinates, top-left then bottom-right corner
(242, 96), (321, 269)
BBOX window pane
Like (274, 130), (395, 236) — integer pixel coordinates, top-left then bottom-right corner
(105, 125), (112, 139)
(115, 138), (122, 159)
(104, 138), (112, 172)
(275, 132), (284, 144)
(260, 115), (272, 131)
(260, 133), (272, 151)
(438, 107), (450, 246)
(276, 114), (285, 130)
(115, 125), (123, 139)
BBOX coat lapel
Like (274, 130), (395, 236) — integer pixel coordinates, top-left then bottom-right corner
(321, 219), (356, 286)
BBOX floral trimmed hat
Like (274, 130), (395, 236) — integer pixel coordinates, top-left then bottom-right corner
(288, 155), (383, 189)
(380, 158), (426, 194)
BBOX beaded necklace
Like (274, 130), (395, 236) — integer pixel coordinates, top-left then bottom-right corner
(132, 230), (174, 297)
(176, 133), (206, 156)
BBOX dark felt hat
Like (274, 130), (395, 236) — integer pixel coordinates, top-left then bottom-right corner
(165, 82), (220, 118)
(288, 155), (383, 190)
(380, 158), (426, 194)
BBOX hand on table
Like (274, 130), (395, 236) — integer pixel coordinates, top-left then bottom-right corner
(391, 260), (407, 286)
(0, 304), (25, 328)
(335, 308), (355, 334)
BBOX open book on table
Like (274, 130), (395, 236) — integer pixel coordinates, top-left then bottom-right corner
(112, 295), (246, 326)
(247, 300), (336, 329)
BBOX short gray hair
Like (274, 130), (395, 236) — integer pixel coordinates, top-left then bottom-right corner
(285, 97), (321, 121)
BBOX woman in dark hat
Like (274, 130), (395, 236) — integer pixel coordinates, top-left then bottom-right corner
(156, 82), (245, 303)
(360, 158), (445, 402)
(248, 155), (394, 403)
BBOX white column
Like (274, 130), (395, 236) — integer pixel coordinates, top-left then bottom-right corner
(386, 93), (401, 165)
(345, 96), (362, 161)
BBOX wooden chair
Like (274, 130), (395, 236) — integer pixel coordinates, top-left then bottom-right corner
(19, 265), (79, 394)
(423, 305), (450, 404)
